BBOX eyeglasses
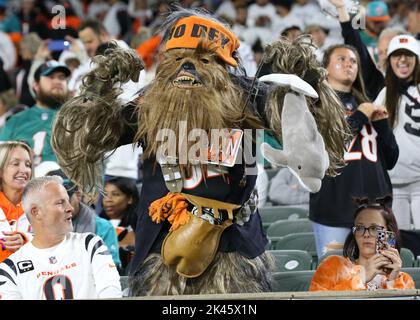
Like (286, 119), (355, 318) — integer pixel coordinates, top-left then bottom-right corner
(352, 225), (384, 237)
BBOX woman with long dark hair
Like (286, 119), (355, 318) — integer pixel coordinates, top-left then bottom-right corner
(374, 35), (420, 230)
(309, 43), (399, 259)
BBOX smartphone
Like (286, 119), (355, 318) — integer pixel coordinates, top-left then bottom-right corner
(48, 40), (70, 52)
(376, 230), (396, 253)
(376, 230), (396, 274)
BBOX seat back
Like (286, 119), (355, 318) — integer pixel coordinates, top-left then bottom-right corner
(400, 248), (415, 268)
(268, 249), (312, 272)
(259, 206), (309, 224)
(271, 270), (315, 292)
(401, 268), (420, 289)
(267, 219), (312, 238)
(120, 276), (129, 291)
(270, 232), (317, 261)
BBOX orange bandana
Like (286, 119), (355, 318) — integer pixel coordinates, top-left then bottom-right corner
(164, 16), (240, 67)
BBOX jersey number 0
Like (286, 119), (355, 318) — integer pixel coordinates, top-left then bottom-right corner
(43, 275), (74, 300)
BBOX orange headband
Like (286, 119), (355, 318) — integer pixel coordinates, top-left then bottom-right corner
(164, 16), (240, 67)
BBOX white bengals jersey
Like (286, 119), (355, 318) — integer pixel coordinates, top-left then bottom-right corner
(0, 232), (122, 300)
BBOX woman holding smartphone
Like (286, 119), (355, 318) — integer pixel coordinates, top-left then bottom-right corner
(310, 197), (414, 291)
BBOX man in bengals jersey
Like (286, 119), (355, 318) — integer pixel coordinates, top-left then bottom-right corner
(0, 176), (122, 299)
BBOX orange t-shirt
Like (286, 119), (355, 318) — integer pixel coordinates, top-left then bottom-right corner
(0, 191), (28, 262)
(310, 255), (415, 291)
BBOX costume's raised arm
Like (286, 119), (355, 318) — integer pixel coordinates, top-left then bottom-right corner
(52, 45), (144, 197)
(257, 37), (351, 192)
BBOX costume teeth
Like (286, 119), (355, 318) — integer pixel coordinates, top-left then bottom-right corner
(173, 75), (201, 86)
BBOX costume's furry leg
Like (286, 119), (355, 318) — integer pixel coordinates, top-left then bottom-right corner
(129, 252), (275, 296)
(262, 36), (351, 177)
(51, 45), (144, 198)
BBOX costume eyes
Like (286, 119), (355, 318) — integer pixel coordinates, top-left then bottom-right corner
(201, 58), (209, 64)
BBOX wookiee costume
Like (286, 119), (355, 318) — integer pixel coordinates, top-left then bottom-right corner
(52, 8), (349, 296)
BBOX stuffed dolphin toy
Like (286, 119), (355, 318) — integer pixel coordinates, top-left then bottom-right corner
(259, 74), (329, 193)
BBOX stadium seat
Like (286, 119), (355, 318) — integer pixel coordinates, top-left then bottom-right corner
(268, 249), (312, 272)
(260, 207), (309, 232)
(400, 248), (415, 268)
(259, 206), (309, 223)
(401, 268), (420, 289)
(267, 219), (312, 238)
(271, 270), (315, 292)
(120, 276), (129, 291)
(270, 232), (317, 261)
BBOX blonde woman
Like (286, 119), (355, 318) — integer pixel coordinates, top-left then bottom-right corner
(0, 141), (33, 262)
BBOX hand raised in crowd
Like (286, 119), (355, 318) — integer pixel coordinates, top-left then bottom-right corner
(361, 253), (391, 283)
(65, 35), (82, 55)
(328, 0), (345, 9)
(1, 231), (25, 252)
(328, 0), (350, 22)
(35, 40), (52, 61)
(371, 105), (389, 122)
(380, 248), (402, 281)
(357, 102), (378, 120)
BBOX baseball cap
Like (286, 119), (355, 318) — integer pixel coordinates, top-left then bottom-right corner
(34, 60), (71, 81)
(366, 1), (390, 22)
(387, 34), (420, 58)
(46, 169), (78, 198)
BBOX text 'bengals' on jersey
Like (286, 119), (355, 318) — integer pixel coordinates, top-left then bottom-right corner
(0, 232), (122, 299)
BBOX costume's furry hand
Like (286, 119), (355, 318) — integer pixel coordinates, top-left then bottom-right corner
(52, 44), (144, 200)
(81, 44), (144, 98)
(93, 45), (144, 84)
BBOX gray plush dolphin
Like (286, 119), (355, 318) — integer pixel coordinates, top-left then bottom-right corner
(259, 74), (330, 193)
